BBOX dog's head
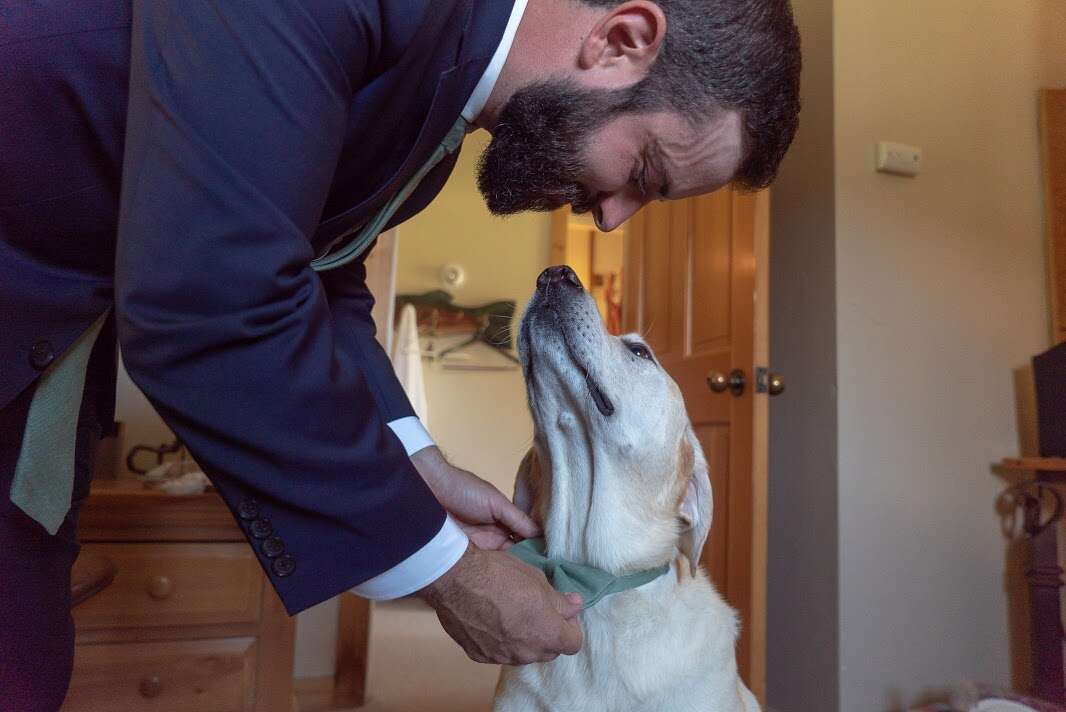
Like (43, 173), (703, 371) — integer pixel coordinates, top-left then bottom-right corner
(516, 265), (712, 575)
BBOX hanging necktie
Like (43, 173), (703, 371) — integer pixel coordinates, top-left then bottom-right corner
(311, 116), (469, 272)
(10, 309), (110, 534)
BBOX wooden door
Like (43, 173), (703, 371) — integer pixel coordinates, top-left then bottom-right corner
(621, 187), (769, 700)
(1042, 88), (1066, 345)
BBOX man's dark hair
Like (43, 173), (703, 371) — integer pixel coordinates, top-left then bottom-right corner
(580, 0), (802, 190)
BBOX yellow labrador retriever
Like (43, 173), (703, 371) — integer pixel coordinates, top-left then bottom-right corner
(494, 266), (758, 712)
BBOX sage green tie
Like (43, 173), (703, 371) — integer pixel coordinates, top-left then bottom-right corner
(311, 116), (469, 272)
(11, 309), (110, 535)
(507, 538), (671, 610)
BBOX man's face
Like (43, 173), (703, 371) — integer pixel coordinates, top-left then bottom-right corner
(477, 80), (745, 232)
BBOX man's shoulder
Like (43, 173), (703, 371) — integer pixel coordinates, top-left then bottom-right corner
(302, 0), (468, 86)
(0, 0), (130, 48)
(371, 0), (515, 73)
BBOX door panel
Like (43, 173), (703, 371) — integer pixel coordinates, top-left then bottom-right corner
(625, 201), (679, 357)
(690, 189), (734, 352)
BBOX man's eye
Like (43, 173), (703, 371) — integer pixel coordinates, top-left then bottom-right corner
(627, 342), (654, 361)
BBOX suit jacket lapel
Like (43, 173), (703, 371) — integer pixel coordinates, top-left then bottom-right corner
(313, 60), (485, 247)
(313, 0), (515, 248)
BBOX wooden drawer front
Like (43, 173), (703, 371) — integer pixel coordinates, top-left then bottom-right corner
(63, 638), (256, 712)
(74, 543), (261, 630)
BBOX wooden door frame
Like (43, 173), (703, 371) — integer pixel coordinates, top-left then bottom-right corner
(750, 189), (769, 700)
(549, 209), (569, 266)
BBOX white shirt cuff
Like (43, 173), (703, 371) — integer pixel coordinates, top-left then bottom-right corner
(350, 515), (469, 600)
(387, 416), (435, 456)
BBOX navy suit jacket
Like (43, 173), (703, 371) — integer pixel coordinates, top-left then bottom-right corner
(1, 0), (514, 614)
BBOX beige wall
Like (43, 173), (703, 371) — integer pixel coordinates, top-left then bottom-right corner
(833, 2), (1066, 709)
(396, 130), (550, 493)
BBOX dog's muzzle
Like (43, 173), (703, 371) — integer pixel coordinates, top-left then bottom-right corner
(533, 266), (615, 417)
(537, 264), (584, 293)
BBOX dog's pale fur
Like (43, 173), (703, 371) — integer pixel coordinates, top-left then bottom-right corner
(493, 271), (759, 712)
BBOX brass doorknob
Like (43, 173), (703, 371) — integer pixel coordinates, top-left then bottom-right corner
(768, 373), (785, 396)
(707, 369), (746, 397)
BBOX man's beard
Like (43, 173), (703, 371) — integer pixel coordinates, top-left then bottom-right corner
(476, 80), (628, 216)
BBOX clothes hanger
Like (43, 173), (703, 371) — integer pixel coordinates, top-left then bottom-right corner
(435, 299), (518, 363)
(395, 291), (520, 364)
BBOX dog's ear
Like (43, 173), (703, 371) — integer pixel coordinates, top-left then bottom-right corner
(678, 428), (713, 576)
(513, 448), (542, 519)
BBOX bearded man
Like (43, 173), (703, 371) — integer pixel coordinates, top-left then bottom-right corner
(0, 1), (800, 708)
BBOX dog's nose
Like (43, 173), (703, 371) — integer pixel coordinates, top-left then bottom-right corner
(537, 265), (583, 293)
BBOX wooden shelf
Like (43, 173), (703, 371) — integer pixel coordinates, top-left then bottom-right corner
(999, 457), (1066, 472)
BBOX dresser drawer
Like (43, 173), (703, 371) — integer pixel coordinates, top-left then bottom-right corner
(74, 543), (262, 630)
(63, 637), (256, 712)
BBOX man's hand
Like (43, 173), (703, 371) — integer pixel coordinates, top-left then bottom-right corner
(410, 446), (539, 549)
(419, 542), (584, 664)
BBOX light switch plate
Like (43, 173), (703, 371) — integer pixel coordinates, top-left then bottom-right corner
(876, 141), (922, 177)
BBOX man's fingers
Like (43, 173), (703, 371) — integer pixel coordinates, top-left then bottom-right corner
(424, 545), (584, 665)
(557, 618), (583, 656)
(549, 590), (583, 618)
(460, 522), (512, 550)
(551, 594), (584, 655)
(562, 593), (584, 616)
(492, 493), (541, 539)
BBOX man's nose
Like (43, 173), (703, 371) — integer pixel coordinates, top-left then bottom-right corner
(537, 265), (583, 292)
(594, 192), (646, 232)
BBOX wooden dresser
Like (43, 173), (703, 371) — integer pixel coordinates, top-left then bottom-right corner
(62, 475), (295, 712)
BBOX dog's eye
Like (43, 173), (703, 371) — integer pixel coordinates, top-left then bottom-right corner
(626, 342), (654, 362)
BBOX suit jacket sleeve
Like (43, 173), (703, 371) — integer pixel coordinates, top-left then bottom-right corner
(115, 0), (447, 614)
(320, 255), (416, 424)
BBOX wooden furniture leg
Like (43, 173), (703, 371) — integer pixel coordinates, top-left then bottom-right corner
(333, 593), (371, 708)
(1025, 485), (1065, 703)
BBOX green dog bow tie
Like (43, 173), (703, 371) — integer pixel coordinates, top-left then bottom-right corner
(507, 538), (671, 610)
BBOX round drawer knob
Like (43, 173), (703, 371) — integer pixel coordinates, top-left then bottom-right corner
(139, 676), (162, 698)
(146, 575), (173, 600)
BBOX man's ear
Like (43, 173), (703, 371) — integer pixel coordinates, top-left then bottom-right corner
(513, 448), (542, 520)
(678, 427), (713, 576)
(578, 1), (667, 83)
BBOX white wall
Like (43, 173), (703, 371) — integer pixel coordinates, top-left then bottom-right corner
(833, 2), (1066, 709)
